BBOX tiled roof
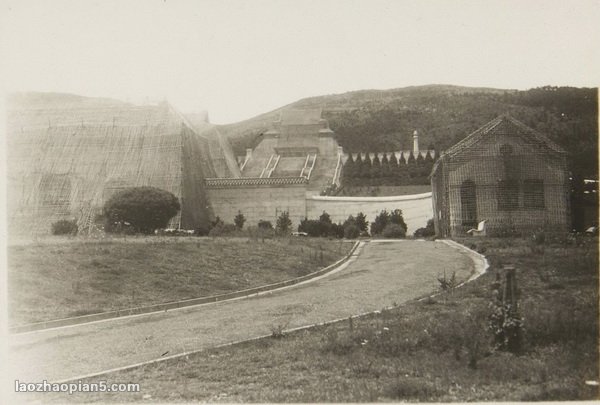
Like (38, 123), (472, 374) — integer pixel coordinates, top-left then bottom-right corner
(205, 177), (308, 188)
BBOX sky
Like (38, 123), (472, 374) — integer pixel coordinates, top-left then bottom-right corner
(1, 0), (599, 124)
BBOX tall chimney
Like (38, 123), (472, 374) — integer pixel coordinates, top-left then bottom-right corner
(413, 130), (419, 156)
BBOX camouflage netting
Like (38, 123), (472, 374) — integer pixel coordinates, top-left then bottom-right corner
(431, 115), (570, 237)
(7, 94), (214, 236)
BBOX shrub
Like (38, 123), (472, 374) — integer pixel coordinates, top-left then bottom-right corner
(211, 216), (224, 229)
(382, 223), (406, 238)
(389, 209), (408, 232)
(276, 211), (292, 235)
(413, 218), (435, 238)
(330, 222), (345, 239)
(51, 219), (78, 235)
(257, 219), (273, 230)
(437, 270), (457, 292)
(298, 218), (323, 237)
(370, 209), (407, 236)
(194, 224), (210, 236)
(103, 186), (180, 234)
(344, 224), (360, 239)
(297, 212), (342, 238)
(247, 225), (274, 240)
(234, 211), (246, 229)
(208, 223), (239, 237)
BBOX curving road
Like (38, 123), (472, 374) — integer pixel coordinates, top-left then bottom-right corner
(8, 240), (477, 383)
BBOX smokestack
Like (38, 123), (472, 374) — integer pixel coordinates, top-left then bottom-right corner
(413, 130), (419, 156)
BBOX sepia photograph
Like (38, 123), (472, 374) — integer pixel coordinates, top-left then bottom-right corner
(1, 0), (598, 403)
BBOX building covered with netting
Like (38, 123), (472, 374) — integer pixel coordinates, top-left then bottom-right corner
(430, 115), (570, 237)
(7, 93), (214, 237)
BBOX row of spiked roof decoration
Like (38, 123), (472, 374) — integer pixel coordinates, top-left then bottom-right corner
(343, 149), (437, 166)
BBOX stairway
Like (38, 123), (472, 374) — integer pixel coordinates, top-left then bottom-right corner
(300, 154), (317, 179)
(260, 154), (280, 178)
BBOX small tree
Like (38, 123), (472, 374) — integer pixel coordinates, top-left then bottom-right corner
(381, 154), (392, 181)
(103, 186), (180, 234)
(370, 154), (382, 179)
(389, 209), (408, 233)
(342, 154), (357, 184)
(276, 211), (292, 235)
(234, 211), (246, 229)
(370, 210), (390, 235)
(355, 212), (368, 235)
(318, 211), (334, 236)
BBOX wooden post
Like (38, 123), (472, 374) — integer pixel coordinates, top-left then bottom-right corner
(502, 265), (517, 308)
(502, 265), (522, 353)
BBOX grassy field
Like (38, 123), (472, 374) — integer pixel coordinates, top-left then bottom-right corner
(8, 236), (352, 326)
(35, 235), (598, 403)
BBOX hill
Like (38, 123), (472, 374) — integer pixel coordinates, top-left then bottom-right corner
(219, 85), (598, 179)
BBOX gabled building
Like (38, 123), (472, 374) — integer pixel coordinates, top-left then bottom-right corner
(430, 115), (570, 237)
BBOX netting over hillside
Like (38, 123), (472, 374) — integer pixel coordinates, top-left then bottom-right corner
(7, 100), (213, 236)
(431, 115), (570, 237)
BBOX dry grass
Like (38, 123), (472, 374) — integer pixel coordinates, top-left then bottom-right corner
(8, 236), (352, 325)
(25, 236), (599, 402)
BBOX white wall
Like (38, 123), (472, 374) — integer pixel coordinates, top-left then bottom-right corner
(306, 193), (433, 234)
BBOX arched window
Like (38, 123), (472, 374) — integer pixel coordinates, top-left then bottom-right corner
(460, 180), (477, 227)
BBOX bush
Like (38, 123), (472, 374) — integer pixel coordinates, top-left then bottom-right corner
(297, 212), (343, 238)
(344, 224), (360, 239)
(258, 219), (273, 230)
(103, 187), (180, 234)
(298, 218), (321, 237)
(382, 223), (406, 238)
(51, 219), (78, 235)
(194, 224), (210, 236)
(208, 223), (239, 237)
(370, 209), (407, 236)
(414, 218), (435, 238)
(330, 222), (345, 239)
(247, 225), (274, 240)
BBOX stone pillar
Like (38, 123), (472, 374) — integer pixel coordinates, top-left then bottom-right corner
(413, 130), (419, 156)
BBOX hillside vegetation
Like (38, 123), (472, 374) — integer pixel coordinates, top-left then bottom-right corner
(221, 85), (598, 179)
